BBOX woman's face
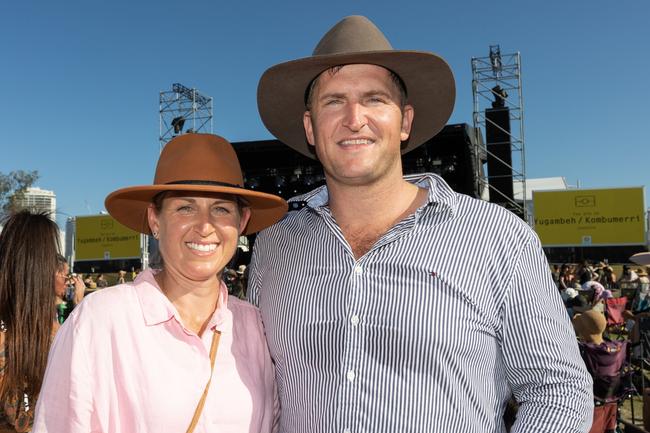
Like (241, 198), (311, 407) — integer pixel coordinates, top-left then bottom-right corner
(147, 192), (250, 283)
(55, 262), (69, 298)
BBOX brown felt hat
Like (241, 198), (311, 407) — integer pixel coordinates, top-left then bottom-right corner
(257, 15), (455, 159)
(105, 133), (288, 235)
(572, 310), (607, 343)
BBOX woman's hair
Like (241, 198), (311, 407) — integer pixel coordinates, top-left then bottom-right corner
(0, 210), (59, 403)
(56, 253), (67, 268)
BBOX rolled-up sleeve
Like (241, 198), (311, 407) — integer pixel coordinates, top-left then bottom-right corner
(32, 306), (96, 432)
(501, 234), (593, 433)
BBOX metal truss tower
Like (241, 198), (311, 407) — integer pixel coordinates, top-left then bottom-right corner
(159, 83), (213, 150)
(471, 45), (527, 221)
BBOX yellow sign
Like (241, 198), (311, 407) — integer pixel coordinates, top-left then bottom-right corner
(75, 215), (141, 261)
(533, 187), (646, 246)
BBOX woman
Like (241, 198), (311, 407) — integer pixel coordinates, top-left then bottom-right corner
(558, 263), (573, 292)
(0, 211), (61, 432)
(33, 134), (287, 433)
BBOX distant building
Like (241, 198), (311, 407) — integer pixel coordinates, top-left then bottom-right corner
(65, 217), (76, 264)
(10, 187), (66, 255)
(13, 187), (57, 221)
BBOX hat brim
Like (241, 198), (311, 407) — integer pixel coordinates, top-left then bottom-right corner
(105, 184), (287, 236)
(630, 252), (650, 266)
(258, 50), (455, 159)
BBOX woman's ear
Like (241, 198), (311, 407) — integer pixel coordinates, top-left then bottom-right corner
(147, 205), (160, 237)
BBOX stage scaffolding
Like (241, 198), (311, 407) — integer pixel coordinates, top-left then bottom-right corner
(471, 45), (528, 222)
(159, 83), (213, 150)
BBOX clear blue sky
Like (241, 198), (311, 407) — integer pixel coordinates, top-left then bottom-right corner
(2, 0), (648, 229)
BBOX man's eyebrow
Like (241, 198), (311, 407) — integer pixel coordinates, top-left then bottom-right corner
(317, 90), (395, 101)
(318, 92), (346, 101)
(363, 90), (393, 99)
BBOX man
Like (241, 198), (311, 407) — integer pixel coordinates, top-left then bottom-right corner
(619, 264), (639, 287)
(249, 15), (592, 433)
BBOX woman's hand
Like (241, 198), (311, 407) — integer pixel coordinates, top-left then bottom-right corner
(72, 275), (87, 305)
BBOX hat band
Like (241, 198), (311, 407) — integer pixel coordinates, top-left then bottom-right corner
(165, 180), (243, 189)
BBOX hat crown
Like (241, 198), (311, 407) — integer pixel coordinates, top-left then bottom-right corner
(313, 15), (393, 56)
(153, 133), (244, 187)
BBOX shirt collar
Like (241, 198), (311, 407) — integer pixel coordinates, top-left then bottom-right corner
(135, 269), (231, 333)
(297, 172), (459, 216)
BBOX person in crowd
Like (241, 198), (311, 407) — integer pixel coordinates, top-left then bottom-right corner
(563, 287), (588, 318)
(236, 264), (248, 296)
(599, 265), (617, 290)
(54, 254), (86, 325)
(551, 264), (560, 288)
(95, 274), (109, 288)
(0, 211), (62, 432)
(558, 263), (574, 291)
(117, 270), (127, 285)
(83, 274), (97, 290)
(33, 134), (287, 432)
(577, 260), (596, 285)
(636, 268), (648, 284)
(573, 310), (626, 433)
(619, 265), (639, 288)
(579, 280), (613, 314)
(630, 269), (650, 313)
(223, 268), (244, 299)
(249, 15), (593, 433)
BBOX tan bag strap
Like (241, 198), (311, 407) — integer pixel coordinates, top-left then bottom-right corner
(186, 330), (221, 433)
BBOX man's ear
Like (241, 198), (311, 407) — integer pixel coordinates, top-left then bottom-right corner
(303, 111), (316, 147)
(400, 104), (415, 142)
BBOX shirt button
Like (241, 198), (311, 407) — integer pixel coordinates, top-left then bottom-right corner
(347, 369), (355, 382)
(353, 265), (363, 275)
(350, 315), (360, 326)
(343, 429), (351, 433)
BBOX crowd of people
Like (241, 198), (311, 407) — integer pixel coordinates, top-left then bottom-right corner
(554, 261), (650, 317)
(552, 257), (650, 433)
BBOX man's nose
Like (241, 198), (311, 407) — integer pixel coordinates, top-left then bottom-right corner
(342, 102), (367, 131)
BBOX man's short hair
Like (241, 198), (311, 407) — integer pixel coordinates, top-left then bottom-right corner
(304, 65), (408, 111)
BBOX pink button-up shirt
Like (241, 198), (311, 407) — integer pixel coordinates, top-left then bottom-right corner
(33, 269), (278, 433)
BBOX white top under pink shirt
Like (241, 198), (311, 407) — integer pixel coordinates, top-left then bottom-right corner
(32, 269), (278, 433)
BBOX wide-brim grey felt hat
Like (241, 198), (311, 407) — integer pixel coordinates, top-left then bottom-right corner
(257, 15), (456, 159)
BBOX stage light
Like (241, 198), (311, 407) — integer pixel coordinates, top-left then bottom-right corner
(274, 175), (286, 189)
(247, 177), (260, 189)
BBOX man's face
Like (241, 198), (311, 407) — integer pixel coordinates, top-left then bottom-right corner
(303, 64), (414, 187)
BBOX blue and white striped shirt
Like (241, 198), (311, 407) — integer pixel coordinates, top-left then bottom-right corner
(249, 173), (593, 433)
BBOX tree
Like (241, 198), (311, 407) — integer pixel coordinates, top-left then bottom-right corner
(0, 170), (40, 218)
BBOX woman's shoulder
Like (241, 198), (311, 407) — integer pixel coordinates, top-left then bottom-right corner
(68, 276), (154, 329)
(227, 296), (261, 316)
(227, 296), (264, 329)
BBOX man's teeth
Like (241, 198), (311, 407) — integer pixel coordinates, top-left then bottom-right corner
(340, 139), (373, 145)
(187, 243), (217, 252)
